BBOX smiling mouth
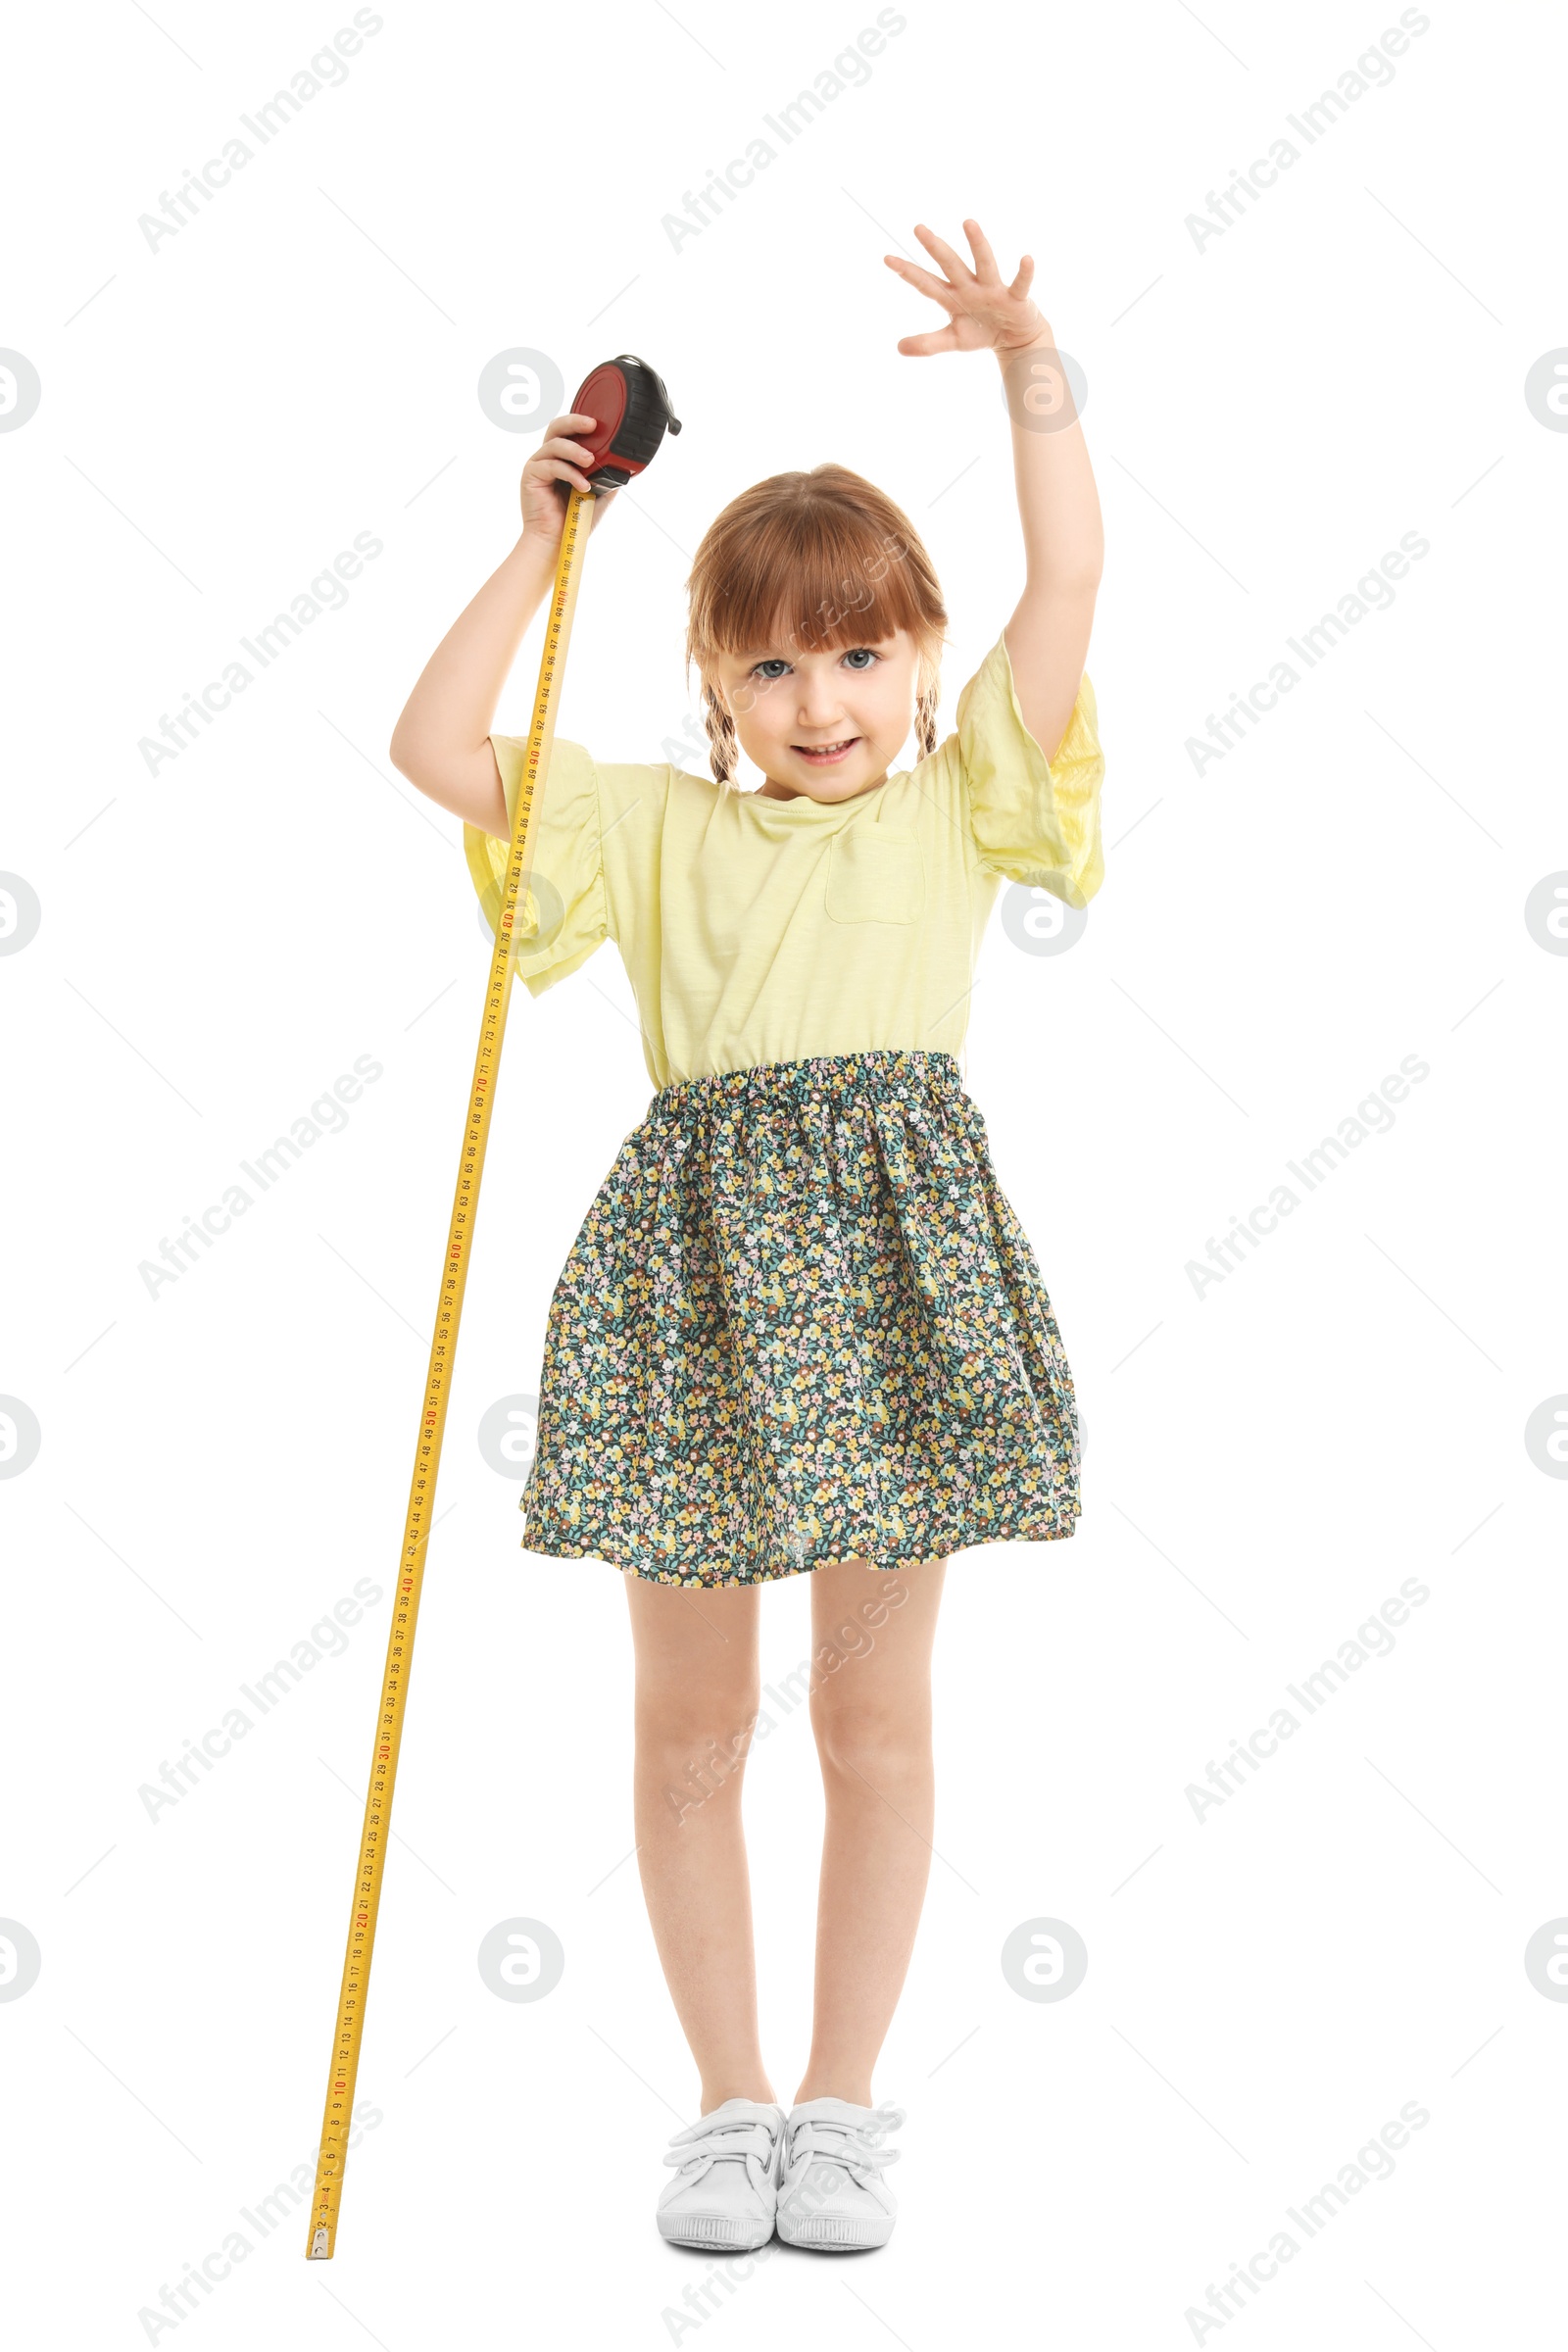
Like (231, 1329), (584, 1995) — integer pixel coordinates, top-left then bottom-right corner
(793, 738), (859, 761)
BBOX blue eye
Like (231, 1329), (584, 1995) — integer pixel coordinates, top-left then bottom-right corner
(747, 647), (880, 681)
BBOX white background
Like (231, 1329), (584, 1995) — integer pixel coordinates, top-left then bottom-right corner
(3, 0), (1566, 2343)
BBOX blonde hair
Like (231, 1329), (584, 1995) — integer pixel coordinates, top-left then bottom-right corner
(683, 463), (949, 789)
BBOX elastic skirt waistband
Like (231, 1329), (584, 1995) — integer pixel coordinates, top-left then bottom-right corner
(652, 1049), (961, 1120)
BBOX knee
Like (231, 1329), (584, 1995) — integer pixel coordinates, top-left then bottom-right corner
(637, 1679), (762, 1780)
(809, 1689), (931, 1787)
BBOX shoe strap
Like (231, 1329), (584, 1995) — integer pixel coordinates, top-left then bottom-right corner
(786, 2102), (905, 2180)
(663, 2112), (779, 2181)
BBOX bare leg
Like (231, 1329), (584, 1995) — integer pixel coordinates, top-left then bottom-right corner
(794, 1556), (948, 2107)
(624, 1571), (776, 2112)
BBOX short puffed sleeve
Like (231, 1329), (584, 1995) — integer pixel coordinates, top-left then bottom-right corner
(463, 735), (608, 997)
(955, 631), (1105, 908)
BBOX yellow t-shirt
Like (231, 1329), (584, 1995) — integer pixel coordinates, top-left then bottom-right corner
(463, 629), (1104, 1091)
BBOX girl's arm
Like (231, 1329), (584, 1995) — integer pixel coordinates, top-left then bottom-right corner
(884, 220), (1103, 764)
(995, 324), (1102, 767)
(389, 412), (616, 836)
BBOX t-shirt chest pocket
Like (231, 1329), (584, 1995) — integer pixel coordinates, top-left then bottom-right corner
(824, 827), (925, 925)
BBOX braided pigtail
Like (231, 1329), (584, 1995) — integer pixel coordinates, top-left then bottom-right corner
(914, 671), (941, 762)
(702, 682), (740, 788)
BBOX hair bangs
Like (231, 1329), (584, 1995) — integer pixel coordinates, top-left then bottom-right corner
(706, 506), (931, 665)
(686, 463), (948, 676)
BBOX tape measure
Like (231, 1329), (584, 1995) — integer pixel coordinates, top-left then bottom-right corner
(306, 356), (680, 2262)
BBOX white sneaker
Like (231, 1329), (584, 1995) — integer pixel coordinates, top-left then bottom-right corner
(656, 2097), (787, 2249)
(774, 2097), (906, 2250)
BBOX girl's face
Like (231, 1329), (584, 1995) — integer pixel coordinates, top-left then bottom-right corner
(709, 626), (922, 804)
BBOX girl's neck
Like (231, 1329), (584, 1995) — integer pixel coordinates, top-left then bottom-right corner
(754, 768), (890, 806)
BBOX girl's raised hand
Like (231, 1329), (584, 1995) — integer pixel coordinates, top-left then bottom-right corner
(883, 219), (1048, 357)
(520, 412), (619, 542)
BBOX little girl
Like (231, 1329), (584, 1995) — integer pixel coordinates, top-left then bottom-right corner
(391, 219), (1104, 2253)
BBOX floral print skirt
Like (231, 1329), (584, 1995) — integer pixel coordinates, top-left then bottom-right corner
(517, 1049), (1082, 1589)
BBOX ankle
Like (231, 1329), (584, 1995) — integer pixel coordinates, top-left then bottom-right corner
(700, 2078), (777, 2112)
(792, 2079), (873, 2108)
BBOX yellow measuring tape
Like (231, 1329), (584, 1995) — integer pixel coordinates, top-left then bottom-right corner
(306, 486), (593, 2260)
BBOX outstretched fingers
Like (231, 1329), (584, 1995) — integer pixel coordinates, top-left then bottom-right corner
(913, 219), (981, 285)
(884, 219), (1030, 354)
(957, 216), (1003, 280)
(883, 251), (962, 310)
(895, 327), (960, 358)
